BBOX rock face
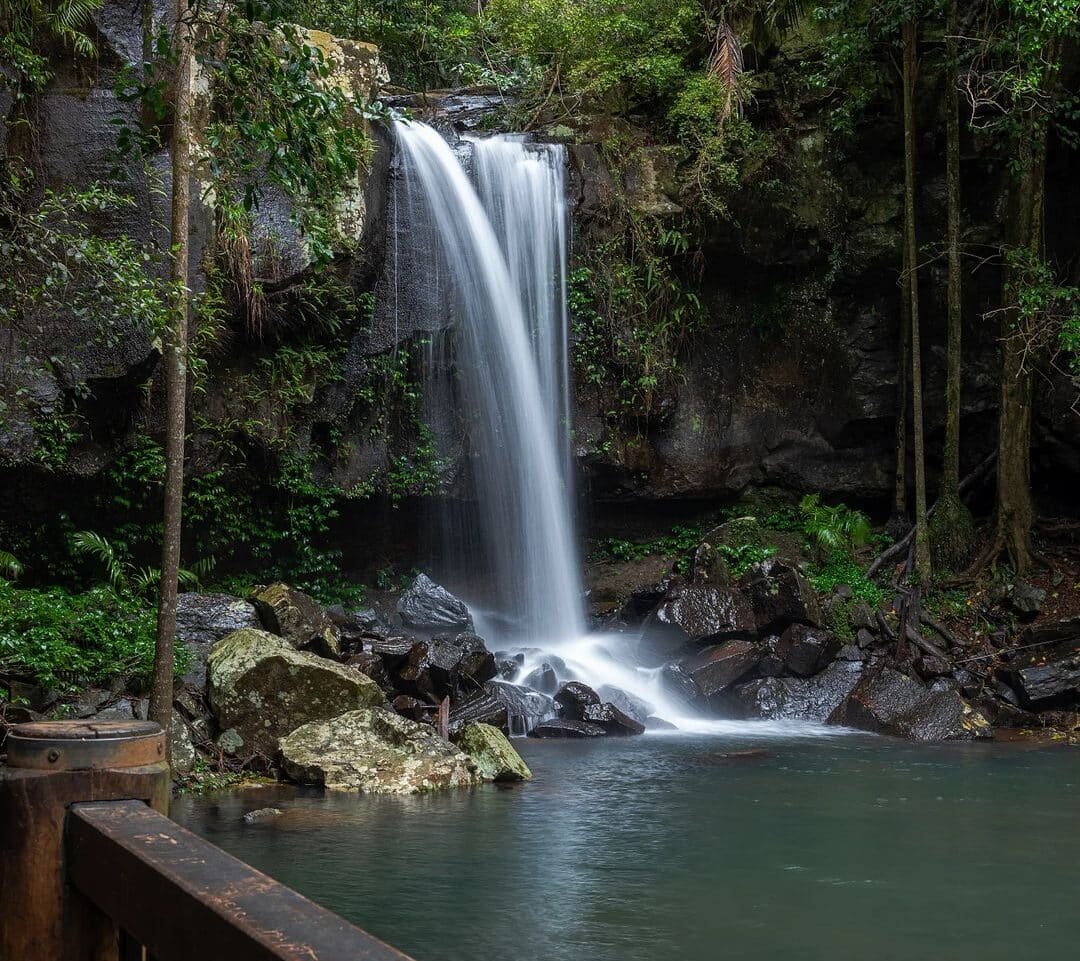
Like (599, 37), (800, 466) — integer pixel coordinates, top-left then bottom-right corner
(252, 583), (342, 659)
(207, 629), (385, 757)
(397, 574), (474, 632)
(279, 708), (479, 793)
(176, 593), (261, 690)
(451, 722), (532, 782)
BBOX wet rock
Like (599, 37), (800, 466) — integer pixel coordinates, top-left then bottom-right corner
(449, 688), (508, 732)
(252, 583), (342, 659)
(280, 708), (480, 794)
(856, 628), (877, 650)
(397, 633), (496, 700)
(650, 582), (755, 645)
(392, 694), (428, 721)
(738, 559), (823, 633)
(367, 636), (415, 665)
(730, 661), (864, 722)
(530, 718), (608, 738)
(522, 663), (559, 694)
(344, 652), (394, 692)
(916, 654), (952, 679)
(176, 593), (261, 689)
(451, 722), (532, 781)
(207, 628), (385, 757)
(1007, 582), (1046, 617)
(597, 684), (654, 725)
(327, 605), (391, 641)
(554, 681), (601, 718)
(1009, 639), (1080, 708)
(645, 715), (678, 731)
(686, 640), (761, 698)
(831, 665), (992, 740)
(243, 807), (283, 823)
(775, 623), (839, 676)
(660, 662), (701, 707)
(397, 574), (473, 632)
(485, 681), (554, 734)
(581, 702), (646, 735)
(619, 576), (674, 623)
(496, 658), (520, 680)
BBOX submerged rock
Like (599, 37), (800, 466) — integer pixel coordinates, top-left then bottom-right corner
(530, 718), (608, 738)
(252, 583), (342, 659)
(207, 629), (385, 757)
(280, 708), (479, 793)
(397, 574), (474, 632)
(452, 722), (532, 781)
(739, 559), (823, 634)
(243, 807), (283, 823)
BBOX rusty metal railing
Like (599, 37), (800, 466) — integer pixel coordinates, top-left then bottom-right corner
(0, 721), (416, 961)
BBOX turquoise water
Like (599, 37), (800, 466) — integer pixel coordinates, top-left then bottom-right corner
(173, 732), (1080, 961)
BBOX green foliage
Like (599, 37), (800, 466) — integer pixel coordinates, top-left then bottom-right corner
(0, 582), (189, 691)
(806, 553), (886, 605)
(0, 0), (102, 95)
(595, 523), (705, 564)
(799, 493), (871, 554)
(0, 549), (24, 581)
(70, 530), (212, 596)
(717, 540), (777, 576)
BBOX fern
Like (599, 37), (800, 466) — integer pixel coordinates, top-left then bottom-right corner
(799, 494), (871, 556)
(0, 549), (24, 581)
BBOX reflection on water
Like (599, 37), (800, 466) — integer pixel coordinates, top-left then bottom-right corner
(173, 735), (1080, 961)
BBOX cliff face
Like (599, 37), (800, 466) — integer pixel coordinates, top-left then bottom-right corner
(2, 8), (1078, 554)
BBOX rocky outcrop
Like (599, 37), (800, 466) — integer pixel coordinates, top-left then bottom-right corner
(396, 574), (474, 632)
(207, 628), (385, 757)
(451, 722), (532, 782)
(279, 707), (480, 793)
(252, 583), (342, 660)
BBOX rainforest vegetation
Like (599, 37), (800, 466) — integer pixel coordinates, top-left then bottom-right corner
(0, 0), (1078, 746)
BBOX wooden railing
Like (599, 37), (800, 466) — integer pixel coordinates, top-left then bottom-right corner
(0, 720), (416, 961)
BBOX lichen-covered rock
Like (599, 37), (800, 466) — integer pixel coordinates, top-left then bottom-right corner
(451, 722), (532, 782)
(252, 583), (342, 659)
(170, 710), (197, 775)
(279, 708), (480, 793)
(207, 629), (385, 757)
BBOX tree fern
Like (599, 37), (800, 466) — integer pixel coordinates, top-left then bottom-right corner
(0, 549), (24, 581)
(800, 494), (871, 556)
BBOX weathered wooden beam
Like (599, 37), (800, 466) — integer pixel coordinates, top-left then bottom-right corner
(0, 720), (170, 961)
(67, 799), (416, 961)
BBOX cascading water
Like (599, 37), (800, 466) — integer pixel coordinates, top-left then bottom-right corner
(392, 121), (830, 735)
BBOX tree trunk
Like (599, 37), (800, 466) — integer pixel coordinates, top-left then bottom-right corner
(890, 242), (910, 532)
(148, 0), (194, 756)
(930, 0), (975, 570)
(902, 17), (931, 588)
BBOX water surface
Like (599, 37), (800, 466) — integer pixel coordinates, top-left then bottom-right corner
(174, 732), (1080, 961)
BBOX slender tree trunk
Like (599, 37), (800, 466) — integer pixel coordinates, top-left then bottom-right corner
(930, 0), (975, 570)
(902, 17), (931, 587)
(891, 243), (910, 531)
(148, 0), (194, 756)
(942, 1), (962, 498)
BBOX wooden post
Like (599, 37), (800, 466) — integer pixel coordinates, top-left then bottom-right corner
(0, 720), (170, 961)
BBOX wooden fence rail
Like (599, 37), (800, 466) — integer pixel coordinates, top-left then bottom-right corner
(0, 720), (417, 961)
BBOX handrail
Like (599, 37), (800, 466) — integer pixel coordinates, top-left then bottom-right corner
(67, 799), (415, 961)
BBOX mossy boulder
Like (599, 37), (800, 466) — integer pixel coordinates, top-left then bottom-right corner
(451, 722), (532, 782)
(279, 708), (480, 794)
(207, 629), (385, 757)
(252, 583), (342, 659)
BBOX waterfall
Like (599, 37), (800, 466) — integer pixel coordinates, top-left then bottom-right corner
(393, 121), (585, 646)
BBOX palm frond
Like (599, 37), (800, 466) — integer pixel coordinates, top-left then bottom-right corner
(71, 530), (127, 590)
(708, 20), (744, 120)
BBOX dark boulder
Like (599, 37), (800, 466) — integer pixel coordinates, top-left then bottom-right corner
(530, 718), (608, 738)
(619, 575), (674, 623)
(849, 600), (877, 631)
(448, 688), (508, 733)
(686, 640), (761, 699)
(897, 688), (993, 741)
(396, 633), (496, 700)
(581, 702), (646, 735)
(596, 684), (654, 725)
(738, 559), (823, 634)
(344, 652), (394, 692)
(649, 582), (755, 645)
(176, 592), (261, 690)
(729, 661), (864, 722)
(485, 681), (555, 735)
(397, 574), (473, 632)
(774, 623), (839, 677)
(554, 681), (601, 718)
(1007, 582), (1046, 618)
(1008, 638), (1080, 708)
(522, 663), (560, 694)
(431, 632), (497, 686)
(327, 606), (392, 651)
(660, 662), (701, 707)
(392, 695), (428, 721)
